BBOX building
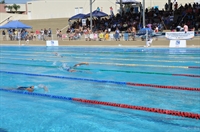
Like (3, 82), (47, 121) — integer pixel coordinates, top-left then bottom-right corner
(0, 0), (198, 21)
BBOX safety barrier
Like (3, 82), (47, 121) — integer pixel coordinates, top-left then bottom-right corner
(0, 88), (199, 120)
(0, 70), (199, 92)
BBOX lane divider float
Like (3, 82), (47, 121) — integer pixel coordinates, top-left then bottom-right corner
(1, 61), (200, 69)
(0, 62), (199, 78)
(0, 70), (199, 91)
(0, 88), (199, 120)
(1, 55), (200, 64)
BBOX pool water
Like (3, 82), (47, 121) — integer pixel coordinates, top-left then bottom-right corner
(0, 46), (200, 132)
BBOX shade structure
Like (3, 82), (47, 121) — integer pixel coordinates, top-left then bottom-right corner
(116, 0), (141, 4)
(0, 20), (32, 29)
(137, 28), (153, 35)
(69, 13), (86, 20)
(85, 10), (108, 18)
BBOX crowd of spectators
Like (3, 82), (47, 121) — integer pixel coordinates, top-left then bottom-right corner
(66, 2), (200, 41)
(1, 2), (200, 42)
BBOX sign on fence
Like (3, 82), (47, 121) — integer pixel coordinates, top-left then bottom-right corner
(165, 31), (194, 47)
(46, 40), (59, 46)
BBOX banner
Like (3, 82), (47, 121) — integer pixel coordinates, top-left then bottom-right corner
(169, 40), (186, 47)
(165, 31), (194, 40)
(82, 19), (86, 26)
(46, 40), (59, 46)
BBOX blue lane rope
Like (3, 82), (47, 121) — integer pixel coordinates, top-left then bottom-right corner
(1, 70), (199, 91)
(1, 88), (200, 119)
(0, 70), (127, 85)
(0, 88), (72, 100)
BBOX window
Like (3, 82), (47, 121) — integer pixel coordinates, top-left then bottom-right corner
(75, 7), (79, 15)
(79, 7), (83, 13)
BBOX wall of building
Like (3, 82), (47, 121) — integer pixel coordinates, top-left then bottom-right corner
(0, 4), (6, 13)
(26, 0), (119, 19)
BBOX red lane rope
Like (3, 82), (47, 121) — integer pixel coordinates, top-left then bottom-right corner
(173, 74), (200, 78)
(188, 66), (200, 69)
(72, 98), (200, 119)
(126, 82), (200, 91)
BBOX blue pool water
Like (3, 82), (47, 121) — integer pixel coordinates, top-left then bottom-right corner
(0, 46), (200, 132)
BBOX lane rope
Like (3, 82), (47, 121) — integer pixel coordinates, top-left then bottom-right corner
(0, 61), (199, 78)
(0, 88), (199, 120)
(0, 70), (199, 91)
(1, 52), (200, 60)
(1, 55), (200, 64)
(2, 50), (200, 57)
(1, 61), (200, 69)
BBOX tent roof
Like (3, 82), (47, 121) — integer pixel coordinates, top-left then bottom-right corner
(116, 0), (141, 4)
(0, 20), (32, 29)
(85, 10), (108, 18)
(69, 13), (86, 20)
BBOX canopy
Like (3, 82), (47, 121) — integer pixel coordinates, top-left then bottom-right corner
(69, 13), (86, 20)
(85, 10), (108, 18)
(0, 20), (32, 29)
(137, 28), (153, 35)
(116, 0), (141, 4)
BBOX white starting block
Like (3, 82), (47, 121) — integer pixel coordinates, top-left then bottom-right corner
(165, 31), (194, 47)
(46, 40), (59, 46)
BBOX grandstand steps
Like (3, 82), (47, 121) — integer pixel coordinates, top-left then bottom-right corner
(21, 18), (69, 33)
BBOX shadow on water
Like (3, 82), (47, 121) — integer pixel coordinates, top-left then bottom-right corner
(0, 128), (8, 132)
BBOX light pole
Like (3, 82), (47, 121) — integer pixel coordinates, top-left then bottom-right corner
(120, 0), (122, 16)
(143, 0), (145, 28)
(90, 0), (95, 31)
(90, 0), (92, 30)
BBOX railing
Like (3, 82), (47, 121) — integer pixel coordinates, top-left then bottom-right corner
(0, 16), (12, 26)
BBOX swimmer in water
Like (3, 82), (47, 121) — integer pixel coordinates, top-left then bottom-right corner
(62, 62), (89, 72)
(53, 52), (63, 57)
(14, 85), (48, 92)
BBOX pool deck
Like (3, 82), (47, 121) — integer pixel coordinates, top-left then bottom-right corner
(0, 37), (200, 48)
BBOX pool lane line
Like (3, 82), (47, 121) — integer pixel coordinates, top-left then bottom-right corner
(0, 88), (199, 120)
(0, 62), (200, 78)
(77, 68), (200, 78)
(1, 56), (200, 64)
(1, 52), (200, 60)
(1, 61), (200, 69)
(0, 70), (199, 91)
(2, 49), (200, 56)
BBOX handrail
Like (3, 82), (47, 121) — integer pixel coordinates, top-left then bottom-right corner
(0, 15), (12, 26)
(61, 25), (69, 31)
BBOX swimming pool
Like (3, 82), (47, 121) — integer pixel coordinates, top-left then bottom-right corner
(0, 46), (200, 132)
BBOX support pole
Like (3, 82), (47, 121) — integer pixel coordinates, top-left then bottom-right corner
(90, 0), (92, 31)
(120, 0), (122, 16)
(142, 0), (145, 28)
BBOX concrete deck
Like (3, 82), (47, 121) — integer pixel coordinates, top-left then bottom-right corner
(0, 37), (200, 48)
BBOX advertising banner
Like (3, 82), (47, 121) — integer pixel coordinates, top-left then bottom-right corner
(165, 31), (194, 40)
(46, 40), (59, 46)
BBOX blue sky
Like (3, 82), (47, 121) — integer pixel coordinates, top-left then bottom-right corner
(5, 0), (30, 4)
